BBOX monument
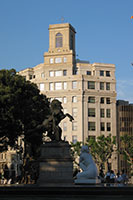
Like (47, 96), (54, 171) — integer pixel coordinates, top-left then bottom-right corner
(37, 100), (74, 185)
(75, 145), (101, 184)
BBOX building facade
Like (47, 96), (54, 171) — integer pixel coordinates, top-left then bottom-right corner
(0, 136), (23, 180)
(117, 100), (133, 175)
(19, 23), (117, 171)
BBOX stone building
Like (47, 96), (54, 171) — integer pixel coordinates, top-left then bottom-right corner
(116, 100), (133, 175)
(19, 23), (117, 171)
(0, 137), (23, 180)
(0, 149), (22, 180)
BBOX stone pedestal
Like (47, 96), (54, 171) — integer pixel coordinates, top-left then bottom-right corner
(37, 141), (73, 185)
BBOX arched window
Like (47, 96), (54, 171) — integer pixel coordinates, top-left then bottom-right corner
(56, 33), (63, 48)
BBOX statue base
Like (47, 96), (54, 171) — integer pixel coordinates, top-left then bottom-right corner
(37, 141), (73, 186)
(75, 177), (101, 185)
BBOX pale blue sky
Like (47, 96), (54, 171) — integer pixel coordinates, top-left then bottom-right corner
(0, 0), (133, 102)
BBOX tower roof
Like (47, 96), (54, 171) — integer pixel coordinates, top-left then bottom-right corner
(49, 23), (76, 33)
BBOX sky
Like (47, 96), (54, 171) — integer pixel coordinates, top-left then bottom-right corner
(0, 0), (133, 102)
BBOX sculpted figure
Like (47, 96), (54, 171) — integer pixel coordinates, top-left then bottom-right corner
(37, 99), (74, 141)
(76, 145), (98, 179)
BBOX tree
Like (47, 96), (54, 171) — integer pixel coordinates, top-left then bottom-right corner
(71, 134), (116, 171)
(120, 134), (133, 176)
(0, 69), (50, 158)
(86, 134), (116, 170)
(71, 141), (82, 168)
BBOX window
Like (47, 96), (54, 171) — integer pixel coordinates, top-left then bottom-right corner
(72, 81), (77, 89)
(55, 70), (62, 76)
(63, 97), (67, 104)
(106, 98), (110, 104)
(88, 81), (95, 89)
(106, 71), (110, 77)
(49, 71), (54, 77)
(72, 96), (77, 103)
(41, 73), (45, 78)
(56, 33), (62, 48)
(100, 109), (104, 118)
(72, 108), (78, 118)
(106, 83), (110, 90)
(72, 135), (77, 144)
(50, 58), (54, 64)
(100, 97), (104, 104)
(72, 122), (77, 131)
(101, 122), (105, 131)
(100, 82), (104, 90)
(64, 57), (67, 63)
(55, 57), (62, 63)
(29, 75), (32, 80)
(88, 96), (95, 103)
(88, 108), (95, 117)
(106, 109), (111, 118)
(73, 69), (78, 75)
(63, 122), (67, 131)
(63, 70), (67, 76)
(107, 122), (111, 131)
(88, 122), (95, 131)
(39, 83), (45, 91)
(1, 153), (3, 160)
(63, 82), (67, 90)
(49, 82), (54, 91)
(55, 82), (62, 90)
(86, 71), (91, 75)
(100, 70), (104, 76)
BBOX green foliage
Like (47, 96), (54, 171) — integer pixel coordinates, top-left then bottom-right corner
(0, 69), (50, 155)
(71, 141), (82, 167)
(71, 141), (82, 157)
(71, 134), (116, 170)
(86, 134), (116, 169)
(120, 134), (133, 174)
